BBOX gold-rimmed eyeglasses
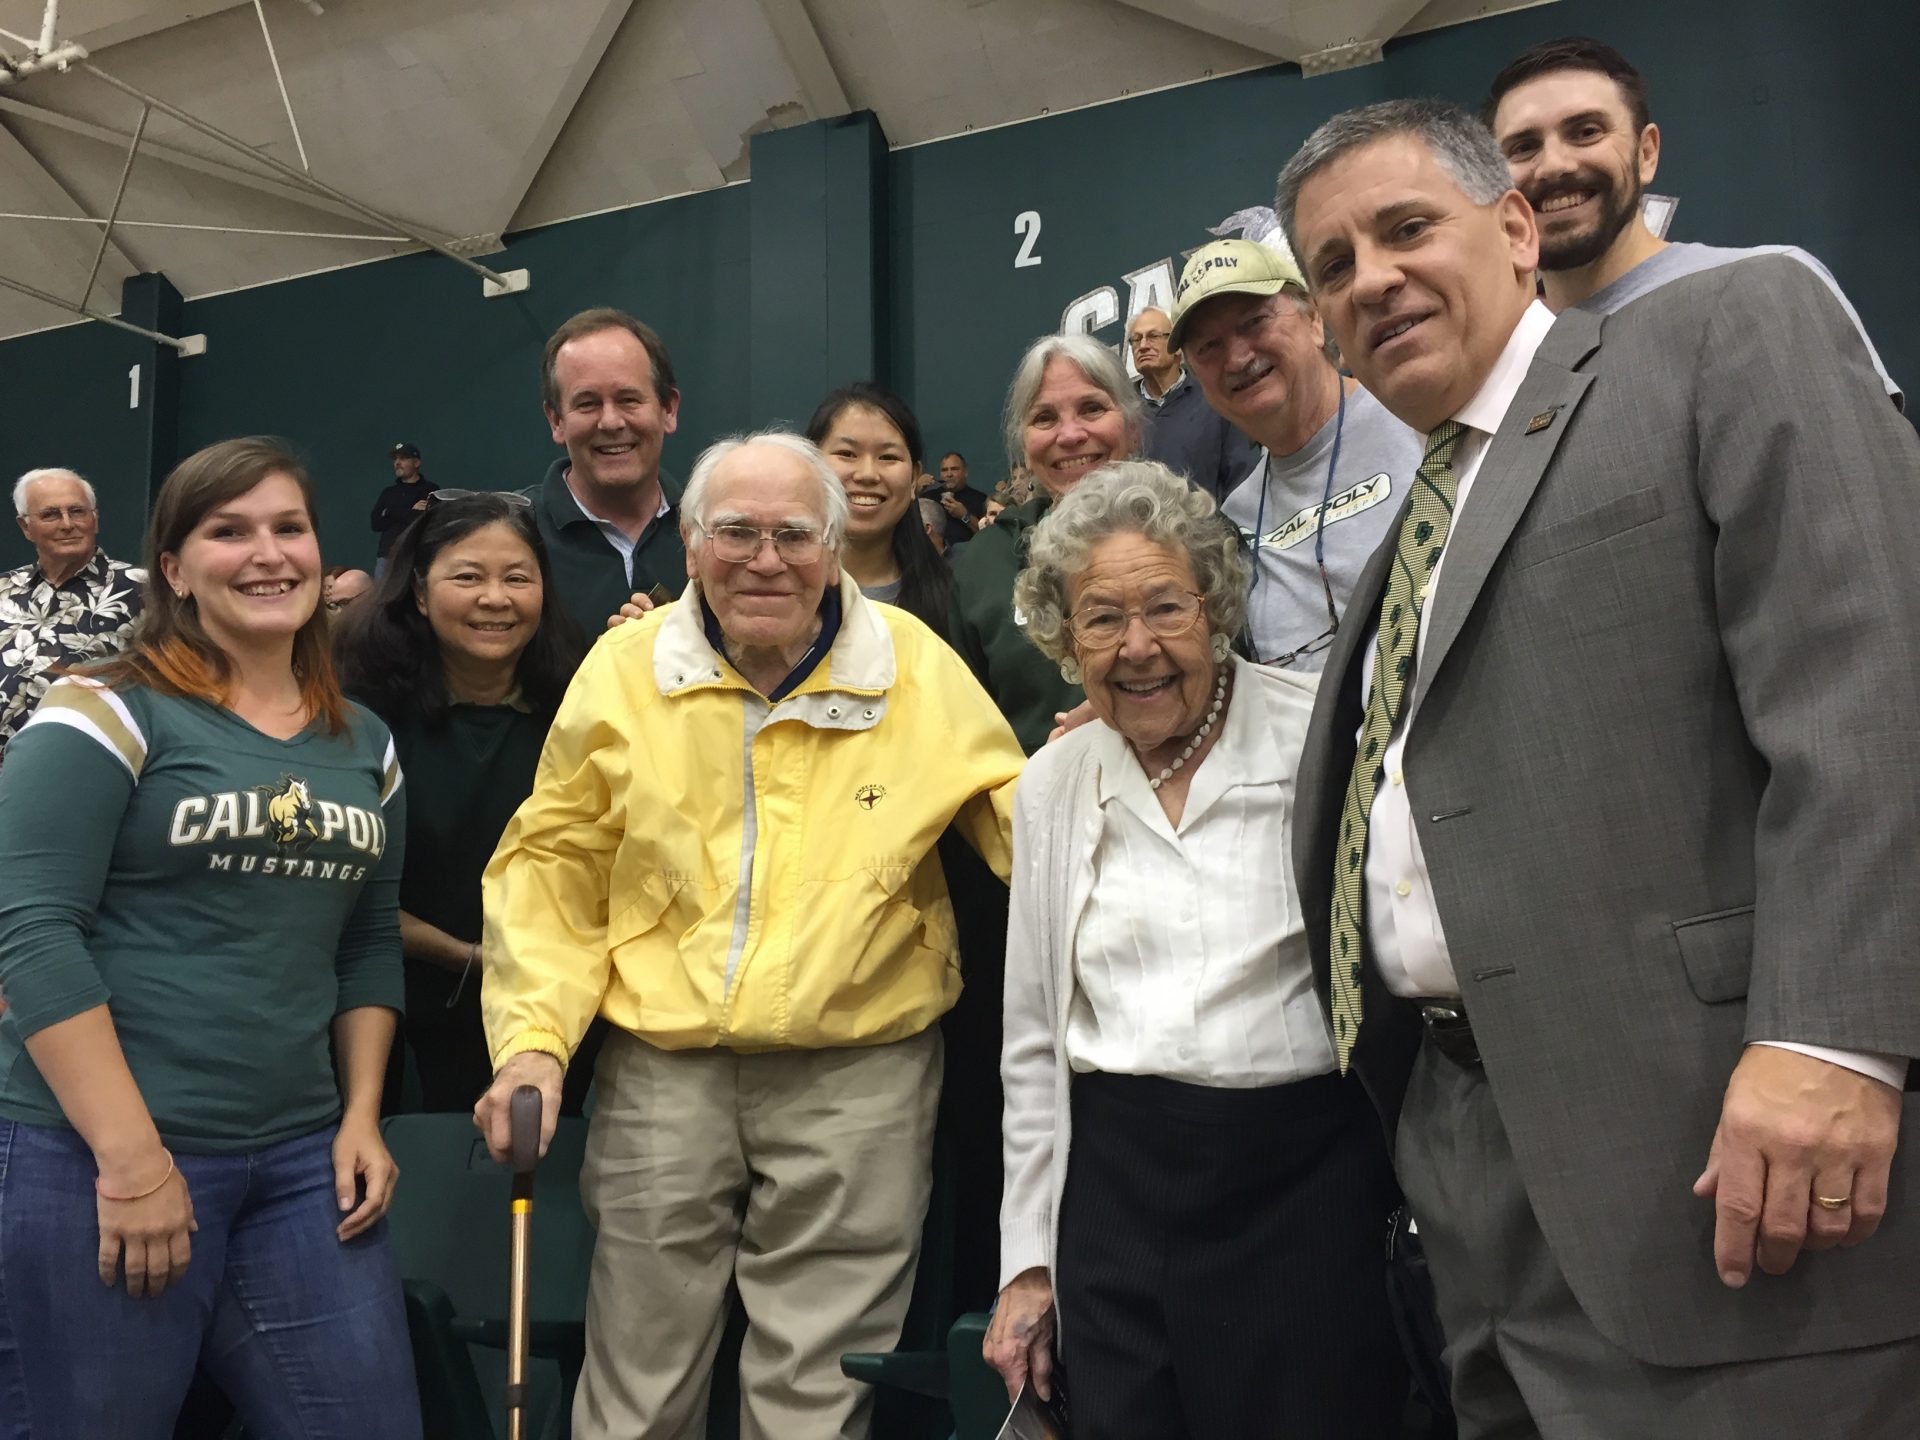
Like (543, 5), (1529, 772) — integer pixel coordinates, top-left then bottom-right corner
(1068, 590), (1205, 650)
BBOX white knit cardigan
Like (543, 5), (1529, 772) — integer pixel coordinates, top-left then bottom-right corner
(996, 656), (1316, 1294)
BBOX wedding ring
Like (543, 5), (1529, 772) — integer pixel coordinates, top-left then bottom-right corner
(1812, 1194), (1851, 1211)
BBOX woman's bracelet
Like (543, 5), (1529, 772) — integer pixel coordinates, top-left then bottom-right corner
(445, 940), (481, 1009)
(96, 1150), (175, 1203)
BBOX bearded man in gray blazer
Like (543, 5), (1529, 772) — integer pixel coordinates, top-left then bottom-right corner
(1277, 97), (1920, 1438)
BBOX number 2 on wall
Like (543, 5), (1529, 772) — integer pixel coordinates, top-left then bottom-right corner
(1014, 211), (1042, 269)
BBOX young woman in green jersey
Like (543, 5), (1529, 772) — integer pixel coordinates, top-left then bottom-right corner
(0, 438), (417, 1439)
(336, 491), (585, 1112)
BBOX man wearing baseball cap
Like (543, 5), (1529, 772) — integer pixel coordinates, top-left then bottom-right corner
(368, 441), (436, 576)
(1171, 237), (1424, 669)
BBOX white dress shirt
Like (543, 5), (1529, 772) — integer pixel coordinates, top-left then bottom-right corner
(1066, 656), (1337, 1087)
(1357, 300), (1901, 1088)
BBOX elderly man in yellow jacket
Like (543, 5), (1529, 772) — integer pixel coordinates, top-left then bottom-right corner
(473, 429), (1023, 1440)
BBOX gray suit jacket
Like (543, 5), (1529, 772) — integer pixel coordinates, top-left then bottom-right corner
(1293, 257), (1920, 1369)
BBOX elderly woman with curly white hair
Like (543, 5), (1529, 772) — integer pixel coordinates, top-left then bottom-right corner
(982, 460), (1406, 1439)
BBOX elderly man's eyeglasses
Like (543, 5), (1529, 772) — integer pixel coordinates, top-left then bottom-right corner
(32, 505), (94, 524)
(1068, 590), (1205, 650)
(1127, 329), (1171, 348)
(706, 524), (824, 565)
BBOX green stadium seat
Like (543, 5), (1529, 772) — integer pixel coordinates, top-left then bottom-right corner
(381, 1113), (594, 1439)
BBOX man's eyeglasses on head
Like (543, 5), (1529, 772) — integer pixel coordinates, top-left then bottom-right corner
(1068, 590), (1205, 650)
(426, 488), (533, 508)
(705, 524), (824, 566)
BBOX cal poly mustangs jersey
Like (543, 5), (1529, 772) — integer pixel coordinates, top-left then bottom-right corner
(0, 677), (406, 1152)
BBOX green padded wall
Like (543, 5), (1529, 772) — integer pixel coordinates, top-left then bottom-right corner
(749, 111), (891, 430)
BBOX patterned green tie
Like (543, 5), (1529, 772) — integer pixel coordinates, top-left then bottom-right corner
(1328, 421), (1468, 1070)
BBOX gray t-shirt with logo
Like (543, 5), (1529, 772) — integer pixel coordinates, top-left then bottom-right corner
(1220, 384), (1425, 670)
(1578, 242), (1901, 409)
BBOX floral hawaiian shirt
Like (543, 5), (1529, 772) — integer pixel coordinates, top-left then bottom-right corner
(0, 549), (146, 762)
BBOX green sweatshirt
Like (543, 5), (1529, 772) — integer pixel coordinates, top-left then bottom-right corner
(947, 495), (1084, 754)
(0, 678), (405, 1153)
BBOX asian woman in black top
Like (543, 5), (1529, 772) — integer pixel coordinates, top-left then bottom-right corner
(335, 492), (586, 1111)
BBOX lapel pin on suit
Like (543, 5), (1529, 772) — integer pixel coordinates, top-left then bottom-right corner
(1525, 407), (1561, 435)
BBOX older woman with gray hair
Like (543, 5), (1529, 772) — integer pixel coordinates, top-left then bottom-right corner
(983, 460), (1405, 1438)
(949, 333), (1144, 753)
(475, 429), (1025, 1440)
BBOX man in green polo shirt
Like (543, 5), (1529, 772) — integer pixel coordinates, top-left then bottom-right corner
(535, 308), (688, 644)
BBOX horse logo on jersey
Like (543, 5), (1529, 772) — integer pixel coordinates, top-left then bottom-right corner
(256, 775), (322, 851)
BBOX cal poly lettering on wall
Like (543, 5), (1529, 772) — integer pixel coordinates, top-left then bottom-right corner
(167, 773), (385, 879)
(1057, 205), (1288, 358)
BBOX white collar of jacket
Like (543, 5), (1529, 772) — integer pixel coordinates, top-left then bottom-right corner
(652, 572), (896, 731)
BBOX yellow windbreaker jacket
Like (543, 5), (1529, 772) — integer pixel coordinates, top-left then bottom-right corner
(481, 575), (1023, 1064)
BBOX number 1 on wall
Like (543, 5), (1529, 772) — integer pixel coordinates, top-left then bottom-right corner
(128, 363), (141, 410)
(1014, 211), (1042, 268)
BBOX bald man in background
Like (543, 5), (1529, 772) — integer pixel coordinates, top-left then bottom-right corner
(1127, 305), (1260, 501)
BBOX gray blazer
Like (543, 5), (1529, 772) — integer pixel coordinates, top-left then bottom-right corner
(1293, 257), (1920, 1369)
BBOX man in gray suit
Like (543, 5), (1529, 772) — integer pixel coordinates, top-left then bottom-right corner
(1278, 97), (1920, 1436)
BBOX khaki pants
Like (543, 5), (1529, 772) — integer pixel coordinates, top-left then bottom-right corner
(573, 1028), (941, 1440)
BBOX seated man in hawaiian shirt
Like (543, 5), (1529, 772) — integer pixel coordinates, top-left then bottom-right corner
(2, 468), (146, 766)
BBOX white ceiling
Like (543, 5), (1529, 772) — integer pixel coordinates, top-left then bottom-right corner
(0, 0), (1549, 342)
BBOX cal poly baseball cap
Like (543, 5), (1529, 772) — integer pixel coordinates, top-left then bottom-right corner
(1168, 237), (1308, 351)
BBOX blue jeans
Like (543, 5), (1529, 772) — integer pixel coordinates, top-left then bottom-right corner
(0, 1119), (420, 1440)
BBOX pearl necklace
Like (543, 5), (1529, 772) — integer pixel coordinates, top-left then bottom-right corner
(1147, 666), (1230, 790)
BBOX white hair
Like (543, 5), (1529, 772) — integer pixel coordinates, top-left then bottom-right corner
(681, 430), (851, 553)
(14, 468), (96, 516)
(1001, 332), (1145, 471)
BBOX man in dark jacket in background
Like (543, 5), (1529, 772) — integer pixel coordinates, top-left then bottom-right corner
(1129, 305), (1261, 502)
(368, 442), (434, 576)
(532, 308), (688, 644)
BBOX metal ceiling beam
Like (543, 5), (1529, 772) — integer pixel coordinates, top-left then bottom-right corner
(41, 0), (252, 55)
(0, 90), (390, 226)
(0, 112), (144, 289)
(79, 60), (527, 294)
(78, 101), (145, 308)
(0, 266), (203, 351)
(755, 0), (850, 118)
(491, 0), (636, 236)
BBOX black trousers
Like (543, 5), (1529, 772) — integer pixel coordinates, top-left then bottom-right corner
(1055, 1068), (1408, 1440)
